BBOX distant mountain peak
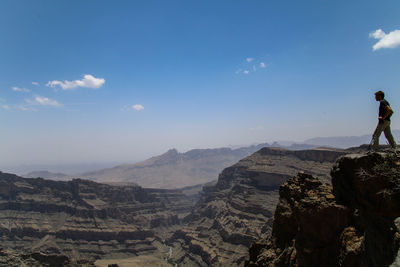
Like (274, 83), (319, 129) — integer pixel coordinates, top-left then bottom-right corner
(165, 148), (179, 154)
(156, 148), (179, 159)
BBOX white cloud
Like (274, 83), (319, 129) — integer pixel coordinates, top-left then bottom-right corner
(32, 82), (39, 86)
(35, 96), (62, 106)
(0, 99), (10, 110)
(370, 29), (386, 39)
(47, 74), (105, 90)
(236, 58), (267, 74)
(132, 104), (144, 111)
(26, 96), (62, 107)
(369, 29), (400, 51)
(12, 86), (30, 92)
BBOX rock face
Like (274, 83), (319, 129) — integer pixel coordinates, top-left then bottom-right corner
(166, 147), (346, 266)
(246, 152), (400, 267)
(0, 146), (349, 266)
(0, 171), (193, 262)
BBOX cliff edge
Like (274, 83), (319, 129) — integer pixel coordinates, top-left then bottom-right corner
(246, 152), (400, 267)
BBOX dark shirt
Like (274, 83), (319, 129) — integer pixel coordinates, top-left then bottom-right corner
(379, 99), (391, 122)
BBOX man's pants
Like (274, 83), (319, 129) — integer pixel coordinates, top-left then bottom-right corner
(372, 120), (397, 150)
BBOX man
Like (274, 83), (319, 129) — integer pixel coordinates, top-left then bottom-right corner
(371, 90), (397, 152)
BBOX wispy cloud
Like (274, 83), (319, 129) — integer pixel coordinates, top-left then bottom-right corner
(369, 29), (400, 51)
(32, 82), (39, 86)
(0, 99), (10, 110)
(132, 104), (144, 111)
(35, 96), (62, 106)
(47, 74), (105, 90)
(12, 86), (30, 92)
(26, 96), (62, 107)
(236, 58), (267, 75)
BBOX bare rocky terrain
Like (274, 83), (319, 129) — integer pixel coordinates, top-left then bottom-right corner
(246, 151), (400, 267)
(165, 147), (347, 266)
(0, 171), (193, 265)
(1, 146), (362, 266)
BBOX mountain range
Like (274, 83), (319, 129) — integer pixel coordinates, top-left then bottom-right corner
(25, 143), (315, 189)
(1, 146), (348, 266)
(23, 131), (399, 190)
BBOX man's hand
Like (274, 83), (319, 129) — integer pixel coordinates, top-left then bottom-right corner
(379, 116), (383, 120)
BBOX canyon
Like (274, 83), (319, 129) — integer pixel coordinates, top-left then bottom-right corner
(3, 146), (398, 266)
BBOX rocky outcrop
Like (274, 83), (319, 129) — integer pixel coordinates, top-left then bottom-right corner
(246, 173), (353, 266)
(332, 152), (400, 267)
(167, 147), (347, 266)
(246, 152), (400, 267)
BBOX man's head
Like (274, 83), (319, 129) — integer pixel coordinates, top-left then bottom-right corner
(375, 90), (385, 101)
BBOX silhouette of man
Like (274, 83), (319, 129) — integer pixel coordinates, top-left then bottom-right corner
(371, 91), (397, 151)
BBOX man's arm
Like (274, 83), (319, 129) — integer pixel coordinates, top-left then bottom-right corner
(379, 106), (394, 120)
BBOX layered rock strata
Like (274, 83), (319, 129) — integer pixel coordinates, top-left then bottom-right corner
(0, 146), (350, 266)
(0, 171), (193, 262)
(167, 147), (346, 266)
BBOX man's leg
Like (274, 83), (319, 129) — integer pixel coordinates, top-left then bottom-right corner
(372, 122), (385, 150)
(383, 121), (397, 148)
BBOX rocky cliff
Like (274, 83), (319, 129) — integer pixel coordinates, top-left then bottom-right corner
(246, 152), (400, 267)
(0, 146), (352, 266)
(166, 147), (347, 266)
(0, 171), (193, 264)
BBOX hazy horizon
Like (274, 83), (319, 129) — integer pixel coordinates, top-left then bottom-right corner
(3, 129), (399, 176)
(1, 1), (400, 169)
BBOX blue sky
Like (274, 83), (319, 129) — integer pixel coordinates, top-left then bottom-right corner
(1, 0), (400, 168)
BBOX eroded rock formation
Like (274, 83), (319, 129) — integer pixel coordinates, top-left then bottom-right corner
(0, 146), (351, 266)
(0, 171), (193, 262)
(246, 152), (400, 267)
(167, 147), (346, 266)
